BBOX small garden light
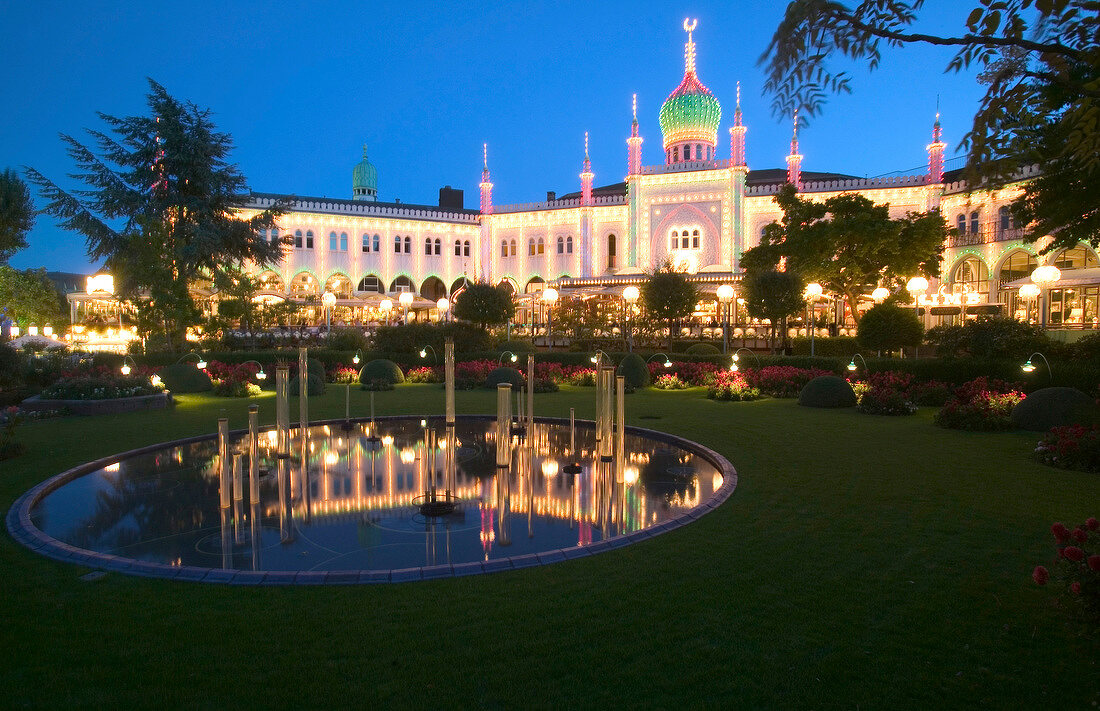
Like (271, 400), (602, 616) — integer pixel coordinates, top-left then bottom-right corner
(847, 353), (869, 373)
(646, 353), (673, 368)
(1021, 352), (1052, 381)
(498, 350), (518, 366)
(240, 360), (267, 380)
(176, 351), (207, 370)
(352, 349), (362, 365)
(150, 374), (162, 387)
(730, 348), (761, 372)
(419, 345), (438, 363)
(590, 349), (611, 365)
(120, 356), (136, 376)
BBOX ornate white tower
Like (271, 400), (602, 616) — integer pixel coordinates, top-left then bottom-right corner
(627, 94), (643, 177)
(786, 110), (803, 190)
(478, 143), (493, 281)
(580, 132), (594, 277)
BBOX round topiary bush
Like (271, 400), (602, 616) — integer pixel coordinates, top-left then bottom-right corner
(307, 357), (326, 380)
(158, 363), (213, 393)
(359, 359), (404, 385)
(685, 342), (721, 356)
(497, 340), (537, 354)
(485, 366), (524, 389)
(1011, 387), (1099, 431)
(616, 352), (651, 388)
(798, 375), (857, 408)
(290, 373), (325, 397)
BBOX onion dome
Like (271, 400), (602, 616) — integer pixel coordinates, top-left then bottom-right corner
(658, 20), (721, 157)
(352, 144), (378, 201)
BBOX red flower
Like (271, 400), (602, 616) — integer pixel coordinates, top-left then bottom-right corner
(1062, 546), (1085, 562)
(1070, 582), (1082, 596)
(1051, 522), (1070, 543)
(1073, 527), (1088, 543)
(1032, 566), (1049, 585)
(1088, 555), (1100, 572)
(1087, 517), (1099, 531)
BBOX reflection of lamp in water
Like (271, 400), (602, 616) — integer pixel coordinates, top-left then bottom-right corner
(712, 472), (723, 491)
(382, 434), (394, 447)
(400, 448), (415, 464)
(623, 466), (639, 485)
(324, 451), (338, 466)
(266, 429), (278, 446)
(541, 459), (559, 477)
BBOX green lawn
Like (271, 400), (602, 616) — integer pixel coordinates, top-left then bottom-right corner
(2, 385), (1097, 709)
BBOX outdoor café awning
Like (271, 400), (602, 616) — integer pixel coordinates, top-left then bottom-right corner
(1005, 267), (1100, 289)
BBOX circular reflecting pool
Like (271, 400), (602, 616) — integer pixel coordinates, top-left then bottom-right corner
(18, 417), (730, 580)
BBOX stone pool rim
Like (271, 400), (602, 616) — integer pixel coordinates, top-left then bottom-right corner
(6, 414), (737, 585)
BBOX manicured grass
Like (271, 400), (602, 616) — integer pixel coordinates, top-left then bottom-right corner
(2, 385), (1098, 708)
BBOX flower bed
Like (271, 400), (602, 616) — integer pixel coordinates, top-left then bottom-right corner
(653, 373), (688, 390)
(743, 366), (832, 398)
(1035, 425), (1100, 473)
(40, 375), (164, 401)
(205, 360), (264, 398)
(648, 360), (722, 386)
(405, 366), (441, 384)
(1032, 517), (1100, 628)
(934, 377), (1026, 431)
(328, 365), (360, 384)
(705, 371), (761, 401)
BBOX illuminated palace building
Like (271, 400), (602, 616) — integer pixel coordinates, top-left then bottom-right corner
(230, 21), (1098, 332)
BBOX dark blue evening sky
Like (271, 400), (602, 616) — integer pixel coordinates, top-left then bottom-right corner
(2, 0), (983, 274)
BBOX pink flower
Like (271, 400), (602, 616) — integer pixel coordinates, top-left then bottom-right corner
(1070, 582), (1081, 596)
(1032, 566), (1049, 585)
(1087, 517), (1099, 531)
(1051, 523), (1070, 543)
(1088, 555), (1100, 572)
(1073, 528), (1088, 543)
(1062, 546), (1085, 562)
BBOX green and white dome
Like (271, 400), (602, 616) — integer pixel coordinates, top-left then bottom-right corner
(352, 144), (378, 201)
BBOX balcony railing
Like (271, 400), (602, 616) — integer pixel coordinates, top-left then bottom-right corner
(946, 223), (1027, 248)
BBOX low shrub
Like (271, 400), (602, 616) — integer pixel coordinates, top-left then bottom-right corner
(328, 366), (359, 384)
(485, 367), (524, 389)
(533, 378), (559, 393)
(1011, 387), (1099, 432)
(290, 373), (325, 396)
(798, 375), (857, 408)
(706, 371), (761, 401)
(857, 387), (916, 415)
(566, 367), (597, 386)
(926, 316), (1051, 360)
(934, 377), (1026, 431)
(213, 380), (263, 398)
(647, 360), (722, 386)
(0, 406), (26, 460)
(1035, 425), (1100, 473)
(405, 366), (441, 383)
(685, 342), (721, 355)
(359, 359), (404, 385)
(616, 353), (651, 388)
(653, 373), (688, 390)
(1032, 518), (1100, 628)
(156, 363), (213, 393)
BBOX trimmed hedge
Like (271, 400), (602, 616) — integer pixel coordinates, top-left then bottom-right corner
(798, 375), (857, 408)
(485, 367), (524, 389)
(359, 359), (404, 385)
(158, 363), (213, 393)
(685, 343), (721, 355)
(290, 373), (325, 397)
(617, 353), (651, 388)
(497, 340), (537, 354)
(1011, 387), (1099, 431)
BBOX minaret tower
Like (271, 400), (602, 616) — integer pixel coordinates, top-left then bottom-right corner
(627, 94), (643, 176)
(728, 81), (749, 271)
(478, 143), (494, 281)
(580, 132), (595, 277)
(927, 109), (945, 184)
(786, 110), (803, 190)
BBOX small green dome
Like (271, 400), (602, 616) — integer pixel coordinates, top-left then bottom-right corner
(659, 71), (722, 150)
(352, 145), (378, 201)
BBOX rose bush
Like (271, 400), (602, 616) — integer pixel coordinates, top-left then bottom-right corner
(934, 377), (1026, 431)
(705, 371), (762, 401)
(1035, 424), (1100, 473)
(1032, 517), (1100, 628)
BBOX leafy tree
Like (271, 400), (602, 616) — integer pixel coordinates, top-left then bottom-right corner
(742, 268), (805, 353)
(553, 295), (601, 342)
(0, 168), (34, 265)
(760, 1), (1100, 253)
(741, 184), (944, 324)
(204, 267), (262, 347)
(25, 79), (286, 352)
(452, 281), (515, 329)
(0, 266), (62, 329)
(857, 303), (923, 354)
(641, 259), (700, 351)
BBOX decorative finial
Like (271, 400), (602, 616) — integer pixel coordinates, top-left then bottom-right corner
(632, 93), (637, 122)
(584, 131), (589, 159)
(362, 143), (368, 159)
(683, 18), (698, 74)
(793, 109), (799, 141)
(935, 94), (941, 125)
(483, 143), (488, 169)
(736, 81), (741, 110)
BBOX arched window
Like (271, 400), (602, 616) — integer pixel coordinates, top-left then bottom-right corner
(692, 229), (700, 249)
(362, 234), (370, 253)
(395, 235), (402, 253)
(566, 236), (573, 254)
(956, 214), (966, 234)
(673, 146), (679, 162)
(340, 232), (347, 251)
(1054, 245), (1099, 270)
(695, 144), (702, 160)
(434, 238), (441, 255)
(999, 250), (1037, 288)
(404, 236), (411, 253)
(455, 240), (462, 256)
(528, 238), (535, 256)
(970, 210), (980, 236)
(372, 234), (380, 252)
(510, 239), (517, 256)
(305, 230), (314, 249)
(537, 237), (544, 255)
(501, 240), (508, 258)
(952, 256), (989, 296)
(998, 206), (1012, 232)
(760, 225), (768, 239)
(329, 231), (338, 251)
(425, 237), (432, 255)
(607, 234), (617, 269)
(463, 240), (470, 257)
(557, 236), (564, 254)
(295, 229), (303, 249)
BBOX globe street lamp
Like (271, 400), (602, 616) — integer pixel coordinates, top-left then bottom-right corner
(321, 291), (337, 333)
(542, 287), (559, 352)
(906, 276), (928, 323)
(623, 285), (640, 352)
(804, 282), (822, 357)
(399, 291), (414, 324)
(379, 298), (393, 325)
(1030, 265), (1061, 328)
(716, 284), (734, 354)
(871, 286), (890, 304)
(1019, 283), (1040, 323)
(436, 297), (450, 323)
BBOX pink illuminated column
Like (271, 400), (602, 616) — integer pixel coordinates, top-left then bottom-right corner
(580, 133), (594, 277)
(786, 110), (802, 190)
(927, 111), (945, 185)
(479, 143), (494, 281)
(729, 82), (746, 168)
(627, 95), (643, 176)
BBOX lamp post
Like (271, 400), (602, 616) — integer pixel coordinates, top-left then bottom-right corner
(419, 344), (438, 364)
(240, 360), (268, 382)
(847, 353), (869, 374)
(590, 349), (611, 366)
(542, 287), (558, 352)
(498, 350), (519, 366)
(803, 282), (822, 357)
(436, 297), (450, 323)
(646, 353), (673, 368)
(729, 347), (761, 372)
(176, 351), (207, 370)
(1021, 351), (1053, 383)
(322, 291), (337, 333)
(379, 298), (393, 325)
(717, 284), (734, 355)
(871, 287), (889, 304)
(623, 285), (639, 352)
(399, 291), (414, 324)
(1019, 283), (1040, 323)
(1030, 265), (1061, 328)
(906, 276), (928, 322)
(120, 355), (136, 376)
